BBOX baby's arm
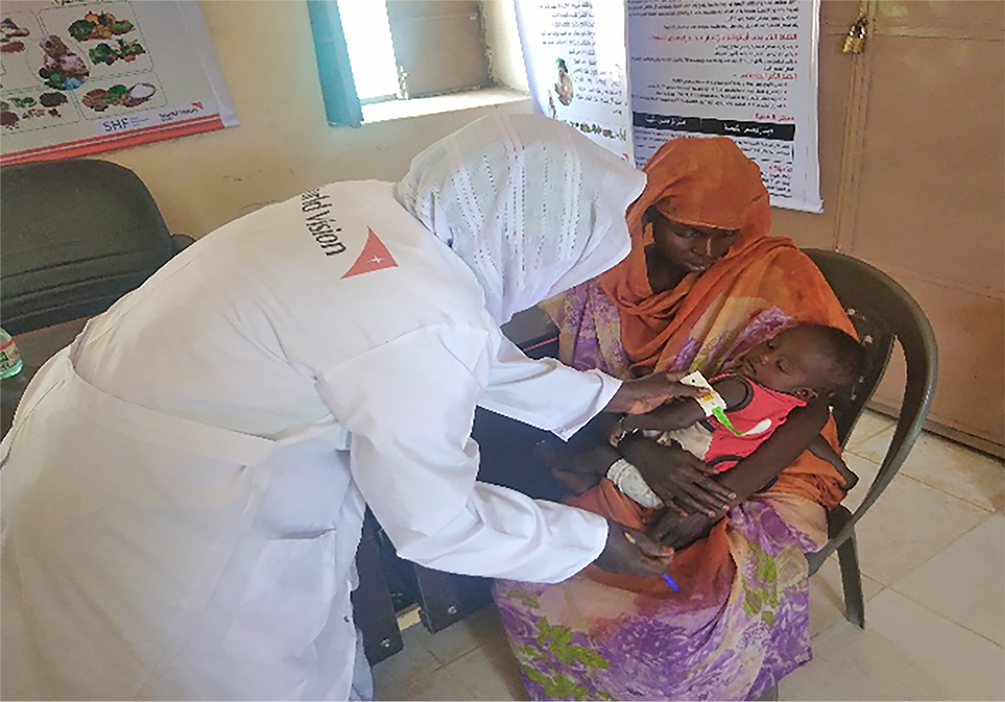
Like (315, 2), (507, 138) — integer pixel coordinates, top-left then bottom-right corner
(807, 435), (859, 490)
(620, 376), (751, 434)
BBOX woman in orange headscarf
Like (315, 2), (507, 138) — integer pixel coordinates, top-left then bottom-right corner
(493, 137), (855, 701)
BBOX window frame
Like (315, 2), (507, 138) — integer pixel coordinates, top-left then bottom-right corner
(308, 0), (498, 126)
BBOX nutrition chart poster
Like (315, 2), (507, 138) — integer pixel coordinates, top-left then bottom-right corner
(629, 0), (822, 212)
(1, 0), (237, 165)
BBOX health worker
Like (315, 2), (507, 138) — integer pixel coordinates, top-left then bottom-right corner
(1, 114), (690, 701)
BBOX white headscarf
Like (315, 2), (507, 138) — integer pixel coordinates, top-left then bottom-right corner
(395, 114), (646, 323)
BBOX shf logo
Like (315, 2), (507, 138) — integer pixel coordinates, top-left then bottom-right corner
(101, 117), (131, 133)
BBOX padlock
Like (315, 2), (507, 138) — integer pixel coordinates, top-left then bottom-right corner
(842, 16), (868, 54)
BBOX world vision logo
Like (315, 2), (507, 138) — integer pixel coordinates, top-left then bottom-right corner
(300, 189), (345, 255)
(342, 228), (398, 278)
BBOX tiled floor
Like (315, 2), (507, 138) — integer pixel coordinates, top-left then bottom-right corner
(372, 410), (1005, 701)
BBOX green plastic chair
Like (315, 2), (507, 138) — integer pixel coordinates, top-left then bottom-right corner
(757, 250), (938, 702)
(0, 160), (193, 334)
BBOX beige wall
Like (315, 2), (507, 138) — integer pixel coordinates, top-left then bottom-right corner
(96, 1), (532, 238)
(86, 1), (1003, 449)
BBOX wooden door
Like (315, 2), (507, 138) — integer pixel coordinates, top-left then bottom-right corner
(772, 0), (1004, 455)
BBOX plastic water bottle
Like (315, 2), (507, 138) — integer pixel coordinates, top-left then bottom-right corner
(0, 328), (23, 379)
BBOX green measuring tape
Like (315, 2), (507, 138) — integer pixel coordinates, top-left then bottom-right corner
(682, 370), (746, 438)
(710, 405), (745, 437)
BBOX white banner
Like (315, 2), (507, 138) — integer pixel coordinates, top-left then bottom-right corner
(515, 0), (823, 213)
(1, 0), (237, 165)
(514, 0), (635, 163)
(628, 0), (822, 212)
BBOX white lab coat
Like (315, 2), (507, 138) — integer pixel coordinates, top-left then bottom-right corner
(0, 182), (617, 700)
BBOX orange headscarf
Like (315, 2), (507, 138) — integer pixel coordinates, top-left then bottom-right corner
(626, 135), (769, 237)
(601, 137), (795, 373)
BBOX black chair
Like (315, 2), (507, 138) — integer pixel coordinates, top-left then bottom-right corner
(0, 159), (193, 334)
(756, 250), (939, 702)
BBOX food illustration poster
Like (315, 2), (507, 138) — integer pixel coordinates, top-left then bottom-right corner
(0, 10), (71, 131)
(0, 12), (46, 86)
(1, 1), (237, 165)
(38, 3), (152, 85)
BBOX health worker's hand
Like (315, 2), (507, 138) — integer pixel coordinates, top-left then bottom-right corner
(604, 372), (702, 415)
(593, 521), (674, 576)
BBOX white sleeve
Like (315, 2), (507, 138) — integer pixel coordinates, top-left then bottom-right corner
(478, 334), (622, 440)
(316, 325), (608, 583)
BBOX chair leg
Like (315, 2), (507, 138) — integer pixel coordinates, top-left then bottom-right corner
(836, 526), (866, 628)
(755, 683), (779, 701)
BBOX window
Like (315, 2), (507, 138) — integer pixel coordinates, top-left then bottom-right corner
(338, 0), (399, 102)
(309, 0), (493, 126)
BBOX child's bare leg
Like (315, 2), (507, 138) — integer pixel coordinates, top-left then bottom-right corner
(808, 434), (859, 490)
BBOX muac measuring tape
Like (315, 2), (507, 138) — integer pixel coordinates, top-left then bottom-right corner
(679, 370), (745, 437)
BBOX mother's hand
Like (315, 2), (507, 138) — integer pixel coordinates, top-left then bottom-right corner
(650, 509), (718, 550)
(619, 437), (736, 518)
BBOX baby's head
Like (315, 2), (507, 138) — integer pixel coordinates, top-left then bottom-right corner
(741, 323), (864, 401)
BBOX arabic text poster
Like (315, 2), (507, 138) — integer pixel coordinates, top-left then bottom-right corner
(516, 0), (634, 162)
(628, 0), (822, 212)
(1, 0), (237, 165)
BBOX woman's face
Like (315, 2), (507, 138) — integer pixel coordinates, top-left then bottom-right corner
(649, 209), (738, 273)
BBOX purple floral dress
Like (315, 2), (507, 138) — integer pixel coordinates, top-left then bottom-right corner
(492, 281), (831, 701)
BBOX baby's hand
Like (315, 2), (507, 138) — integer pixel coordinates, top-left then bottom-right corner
(620, 401), (693, 434)
(611, 399), (694, 447)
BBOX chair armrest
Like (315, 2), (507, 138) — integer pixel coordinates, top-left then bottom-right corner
(171, 234), (196, 253)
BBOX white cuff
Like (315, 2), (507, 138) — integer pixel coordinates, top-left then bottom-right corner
(607, 458), (665, 509)
(551, 372), (622, 441)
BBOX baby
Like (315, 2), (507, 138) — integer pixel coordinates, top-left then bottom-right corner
(604, 323), (864, 510)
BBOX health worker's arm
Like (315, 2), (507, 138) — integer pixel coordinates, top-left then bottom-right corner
(318, 325), (608, 583)
(477, 335), (622, 440)
(477, 334), (701, 440)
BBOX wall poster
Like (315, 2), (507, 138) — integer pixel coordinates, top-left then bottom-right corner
(516, 0), (823, 212)
(1, 0), (237, 165)
(515, 0), (635, 163)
